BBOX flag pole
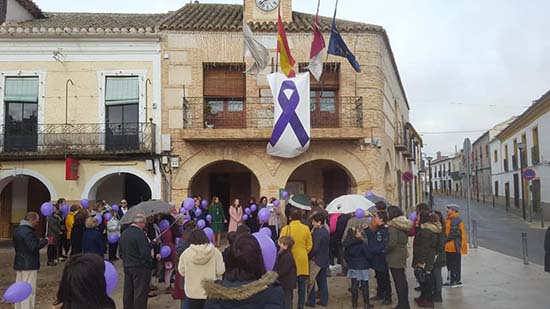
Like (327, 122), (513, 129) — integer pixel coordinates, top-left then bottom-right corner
(275, 5), (280, 73)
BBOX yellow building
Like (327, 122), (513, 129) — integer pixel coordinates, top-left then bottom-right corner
(0, 0), (163, 237)
(159, 0), (422, 211)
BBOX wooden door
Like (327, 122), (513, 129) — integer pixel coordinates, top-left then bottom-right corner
(505, 182), (510, 210)
(323, 169), (349, 204)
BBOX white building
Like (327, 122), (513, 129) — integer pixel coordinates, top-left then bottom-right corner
(430, 152), (454, 194)
(490, 90), (550, 220)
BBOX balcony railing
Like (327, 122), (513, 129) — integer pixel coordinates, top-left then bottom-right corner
(180, 96), (363, 130)
(0, 122), (155, 158)
(532, 145), (540, 165)
(394, 122), (409, 152)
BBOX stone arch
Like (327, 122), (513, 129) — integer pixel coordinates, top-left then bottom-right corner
(384, 162), (395, 202)
(82, 167), (158, 200)
(0, 168), (57, 200)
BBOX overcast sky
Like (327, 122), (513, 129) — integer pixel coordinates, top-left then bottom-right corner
(34, 0), (550, 156)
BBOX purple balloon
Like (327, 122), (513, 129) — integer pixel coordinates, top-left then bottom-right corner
(206, 214), (213, 222)
(252, 232), (277, 271)
(183, 198), (194, 211)
(408, 211), (417, 222)
(242, 214), (249, 221)
(2, 281), (32, 303)
(194, 208), (203, 217)
(159, 219), (170, 232)
(160, 245), (172, 258)
(281, 191), (289, 199)
(40, 202), (54, 217)
(365, 190), (374, 197)
(197, 219), (206, 229)
(185, 215), (191, 222)
(244, 208), (251, 215)
(111, 205), (120, 212)
(250, 204), (257, 212)
(94, 214), (103, 224)
(104, 261), (117, 295)
(203, 227), (214, 242)
(366, 217), (373, 224)
(260, 227), (272, 237)
(81, 199), (90, 209)
(355, 208), (365, 219)
(61, 204), (70, 215)
(258, 208), (270, 223)
(104, 213), (113, 221)
(273, 200), (280, 207)
(175, 237), (181, 245)
(108, 234), (119, 244)
(201, 200), (209, 209)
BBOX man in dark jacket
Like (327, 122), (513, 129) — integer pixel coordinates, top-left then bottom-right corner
(306, 213), (330, 307)
(13, 212), (48, 309)
(334, 213), (351, 275)
(119, 214), (154, 309)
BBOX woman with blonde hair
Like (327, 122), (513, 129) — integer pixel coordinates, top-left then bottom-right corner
(82, 217), (106, 257)
(228, 198), (243, 233)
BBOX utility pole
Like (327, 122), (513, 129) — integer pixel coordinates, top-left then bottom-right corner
(464, 138), (473, 248)
(427, 156), (433, 208)
(518, 142), (527, 220)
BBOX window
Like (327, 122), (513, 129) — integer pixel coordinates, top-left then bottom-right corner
(513, 139), (518, 170)
(494, 181), (499, 197)
(532, 127), (540, 164)
(494, 150), (498, 163)
(105, 76), (140, 150)
(504, 144), (509, 172)
(203, 63), (245, 128)
(300, 63), (340, 128)
(3, 77), (39, 151)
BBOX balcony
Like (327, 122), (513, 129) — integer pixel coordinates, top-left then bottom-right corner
(0, 122), (156, 159)
(394, 122), (410, 153)
(532, 145), (540, 165)
(178, 96), (364, 141)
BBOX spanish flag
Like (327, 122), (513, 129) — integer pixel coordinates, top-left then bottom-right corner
(277, 11), (296, 77)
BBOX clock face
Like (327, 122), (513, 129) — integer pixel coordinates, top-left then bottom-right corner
(255, 0), (280, 12)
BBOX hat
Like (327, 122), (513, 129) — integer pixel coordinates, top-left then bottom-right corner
(447, 204), (460, 212)
(288, 194), (311, 211)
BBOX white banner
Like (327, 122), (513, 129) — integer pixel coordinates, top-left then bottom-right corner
(266, 72), (311, 158)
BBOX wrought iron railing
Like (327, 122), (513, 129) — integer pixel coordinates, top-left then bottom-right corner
(394, 122), (410, 152)
(180, 96), (363, 129)
(0, 122), (155, 156)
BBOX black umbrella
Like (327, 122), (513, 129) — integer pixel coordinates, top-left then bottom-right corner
(120, 200), (172, 224)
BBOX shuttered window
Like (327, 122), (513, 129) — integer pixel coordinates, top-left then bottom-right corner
(203, 63), (245, 98)
(4, 77), (39, 103)
(105, 76), (139, 105)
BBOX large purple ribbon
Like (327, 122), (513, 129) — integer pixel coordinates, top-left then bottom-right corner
(269, 80), (310, 147)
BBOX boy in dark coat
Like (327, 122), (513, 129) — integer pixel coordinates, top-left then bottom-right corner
(364, 211), (391, 305)
(274, 236), (297, 309)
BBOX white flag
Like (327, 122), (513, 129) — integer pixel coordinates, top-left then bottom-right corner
(266, 72), (311, 158)
(243, 20), (269, 75)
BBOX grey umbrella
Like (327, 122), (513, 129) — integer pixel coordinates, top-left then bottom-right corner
(120, 200), (173, 224)
(366, 192), (390, 214)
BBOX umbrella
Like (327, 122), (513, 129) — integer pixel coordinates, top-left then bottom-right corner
(288, 194), (311, 211)
(120, 200), (173, 224)
(365, 191), (390, 213)
(326, 194), (375, 214)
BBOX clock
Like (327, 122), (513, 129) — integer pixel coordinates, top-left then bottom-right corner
(255, 0), (280, 12)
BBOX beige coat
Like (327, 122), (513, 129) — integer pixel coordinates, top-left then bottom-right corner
(178, 244), (225, 299)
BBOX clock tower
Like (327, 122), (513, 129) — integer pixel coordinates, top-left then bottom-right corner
(244, 0), (292, 23)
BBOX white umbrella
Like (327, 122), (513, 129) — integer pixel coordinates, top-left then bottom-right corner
(326, 194), (375, 214)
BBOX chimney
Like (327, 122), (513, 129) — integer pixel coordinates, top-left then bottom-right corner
(436, 151), (442, 159)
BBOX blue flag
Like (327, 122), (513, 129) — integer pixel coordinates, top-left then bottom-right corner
(328, 22), (361, 72)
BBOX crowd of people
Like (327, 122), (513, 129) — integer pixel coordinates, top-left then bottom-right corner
(11, 194), (473, 309)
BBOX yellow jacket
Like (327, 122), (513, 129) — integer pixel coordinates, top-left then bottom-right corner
(279, 220), (312, 276)
(65, 211), (75, 239)
(445, 212), (468, 255)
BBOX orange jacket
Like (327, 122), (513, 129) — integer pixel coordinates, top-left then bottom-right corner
(445, 212), (468, 255)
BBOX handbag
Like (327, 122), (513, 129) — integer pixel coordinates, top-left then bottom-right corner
(414, 266), (427, 283)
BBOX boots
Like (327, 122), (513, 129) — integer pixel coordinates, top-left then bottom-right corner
(361, 281), (374, 309)
(351, 279), (359, 308)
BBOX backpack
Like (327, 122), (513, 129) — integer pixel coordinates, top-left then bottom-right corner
(447, 217), (462, 251)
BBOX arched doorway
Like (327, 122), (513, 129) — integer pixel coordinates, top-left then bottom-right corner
(285, 160), (354, 204)
(189, 160), (260, 212)
(87, 173), (152, 207)
(0, 175), (51, 238)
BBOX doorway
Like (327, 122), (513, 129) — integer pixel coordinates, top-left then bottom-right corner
(513, 173), (520, 208)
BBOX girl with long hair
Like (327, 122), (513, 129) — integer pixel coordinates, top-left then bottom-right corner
(228, 198), (243, 233)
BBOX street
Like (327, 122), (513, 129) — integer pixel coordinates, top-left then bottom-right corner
(433, 195), (547, 266)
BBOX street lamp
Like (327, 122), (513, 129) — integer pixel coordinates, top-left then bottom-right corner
(427, 156), (434, 208)
(517, 142), (527, 220)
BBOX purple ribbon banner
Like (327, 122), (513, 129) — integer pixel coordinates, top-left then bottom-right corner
(269, 80), (310, 147)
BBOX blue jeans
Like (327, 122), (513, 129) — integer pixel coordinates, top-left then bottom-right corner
(180, 298), (189, 309)
(297, 275), (308, 308)
(307, 267), (329, 306)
